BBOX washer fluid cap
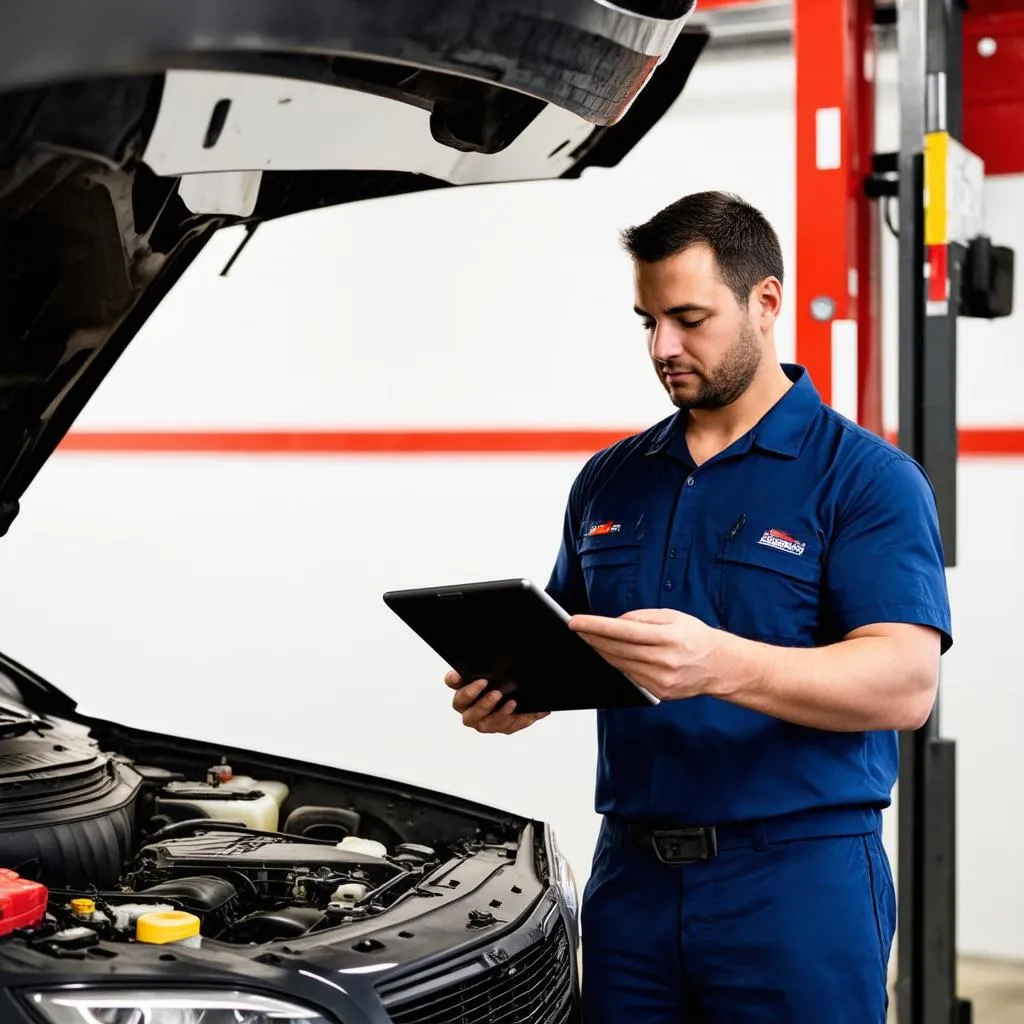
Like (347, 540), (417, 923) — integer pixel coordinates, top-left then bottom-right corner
(70, 898), (95, 917)
(337, 836), (387, 859)
(208, 759), (233, 783)
(136, 910), (201, 944)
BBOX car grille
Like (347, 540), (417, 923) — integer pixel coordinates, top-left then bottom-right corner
(382, 917), (574, 1024)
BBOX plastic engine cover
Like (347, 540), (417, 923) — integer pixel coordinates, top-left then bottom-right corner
(0, 723), (142, 889)
(132, 831), (403, 893)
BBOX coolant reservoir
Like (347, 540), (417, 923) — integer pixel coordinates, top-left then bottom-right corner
(330, 882), (369, 907)
(135, 910), (202, 947)
(218, 774), (290, 809)
(155, 775), (290, 832)
(111, 902), (175, 932)
(337, 836), (387, 859)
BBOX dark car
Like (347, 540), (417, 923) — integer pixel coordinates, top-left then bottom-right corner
(0, 4), (706, 1023)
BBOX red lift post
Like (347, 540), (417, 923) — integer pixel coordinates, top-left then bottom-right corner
(962, 2), (1024, 178)
(792, 0), (882, 433)
(697, 0), (883, 432)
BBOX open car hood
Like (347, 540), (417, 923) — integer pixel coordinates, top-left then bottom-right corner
(0, 1), (707, 538)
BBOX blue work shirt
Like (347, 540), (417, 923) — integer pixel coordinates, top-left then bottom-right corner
(546, 364), (952, 826)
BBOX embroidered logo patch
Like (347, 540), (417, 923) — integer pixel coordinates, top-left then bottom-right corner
(757, 528), (806, 556)
(586, 520), (622, 537)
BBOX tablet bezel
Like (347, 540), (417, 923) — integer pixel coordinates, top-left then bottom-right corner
(382, 577), (659, 713)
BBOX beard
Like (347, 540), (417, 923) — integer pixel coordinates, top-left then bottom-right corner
(661, 319), (762, 411)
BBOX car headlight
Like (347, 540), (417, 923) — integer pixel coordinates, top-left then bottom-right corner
(25, 989), (326, 1024)
(549, 829), (579, 924)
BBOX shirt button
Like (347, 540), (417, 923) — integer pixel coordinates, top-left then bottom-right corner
(686, 476), (695, 487)
(664, 581), (673, 591)
(669, 548), (677, 558)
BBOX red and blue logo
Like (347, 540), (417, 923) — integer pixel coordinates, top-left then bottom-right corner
(757, 528), (806, 556)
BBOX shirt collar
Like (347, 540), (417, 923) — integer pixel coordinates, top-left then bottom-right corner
(751, 363), (821, 457)
(645, 363), (821, 460)
(645, 413), (681, 457)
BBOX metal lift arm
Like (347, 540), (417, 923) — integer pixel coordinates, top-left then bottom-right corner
(893, 1), (964, 1021)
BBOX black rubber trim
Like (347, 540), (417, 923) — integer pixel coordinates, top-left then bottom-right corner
(0, 0), (690, 127)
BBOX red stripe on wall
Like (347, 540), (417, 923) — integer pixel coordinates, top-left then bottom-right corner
(57, 429), (638, 455)
(55, 427), (1024, 457)
(957, 428), (1024, 456)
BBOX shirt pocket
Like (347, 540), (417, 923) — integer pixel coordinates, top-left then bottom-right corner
(716, 533), (823, 644)
(577, 529), (642, 616)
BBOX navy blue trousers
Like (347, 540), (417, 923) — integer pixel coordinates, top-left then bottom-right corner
(580, 815), (896, 1023)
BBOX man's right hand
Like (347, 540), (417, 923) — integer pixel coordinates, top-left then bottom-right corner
(445, 671), (550, 734)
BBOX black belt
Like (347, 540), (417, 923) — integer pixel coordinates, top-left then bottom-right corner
(631, 825), (718, 865)
(613, 805), (884, 866)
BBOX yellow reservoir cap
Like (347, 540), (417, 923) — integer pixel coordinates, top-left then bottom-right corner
(70, 898), (95, 916)
(135, 910), (201, 944)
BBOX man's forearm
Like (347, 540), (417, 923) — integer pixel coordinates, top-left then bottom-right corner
(707, 629), (939, 733)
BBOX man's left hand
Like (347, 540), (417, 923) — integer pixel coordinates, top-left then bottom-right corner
(568, 609), (723, 701)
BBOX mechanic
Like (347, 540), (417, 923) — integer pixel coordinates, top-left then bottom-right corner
(445, 190), (952, 1022)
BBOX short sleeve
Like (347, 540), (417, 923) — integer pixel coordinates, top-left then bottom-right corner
(823, 456), (953, 653)
(545, 472), (590, 616)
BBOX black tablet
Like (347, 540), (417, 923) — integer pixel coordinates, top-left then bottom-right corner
(382, 578), (658, 713)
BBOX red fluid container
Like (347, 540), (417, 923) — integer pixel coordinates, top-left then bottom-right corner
(0, 869), (47, 936)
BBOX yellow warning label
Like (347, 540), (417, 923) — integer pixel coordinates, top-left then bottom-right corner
(924, 131), (949, 247)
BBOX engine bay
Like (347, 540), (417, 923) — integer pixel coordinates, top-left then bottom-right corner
(0, 690), (530, 955)
(40, 821), (450, 949)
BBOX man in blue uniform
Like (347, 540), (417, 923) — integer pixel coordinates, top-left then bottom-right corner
(445, 191), (952, 1022)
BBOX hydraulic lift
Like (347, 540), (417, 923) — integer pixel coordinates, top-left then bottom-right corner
(693, 1), (1019, 1021)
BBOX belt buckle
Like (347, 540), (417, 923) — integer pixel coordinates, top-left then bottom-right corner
(650, 826), (717, 865)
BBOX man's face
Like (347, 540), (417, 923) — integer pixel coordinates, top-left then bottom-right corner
(633, 244), (764, 411)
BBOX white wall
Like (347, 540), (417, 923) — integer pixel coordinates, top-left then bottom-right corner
(0, 46), (1021, 959)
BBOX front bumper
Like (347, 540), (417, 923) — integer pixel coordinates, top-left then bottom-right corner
(377, 892), (578, 1022)
(1, 884), (577, 1024)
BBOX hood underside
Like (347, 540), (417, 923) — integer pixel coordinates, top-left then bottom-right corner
(0, 1), (707, 536)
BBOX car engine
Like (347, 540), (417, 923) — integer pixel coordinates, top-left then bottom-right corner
(0, 696), (470, 948)
(41, 824), (444, 946)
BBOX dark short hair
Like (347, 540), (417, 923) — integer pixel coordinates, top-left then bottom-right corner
(620, 191), (785, 306)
